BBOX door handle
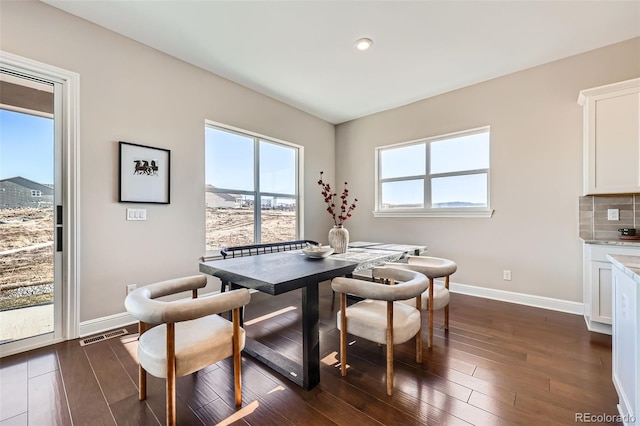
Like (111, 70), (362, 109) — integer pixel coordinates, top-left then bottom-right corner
(56, 205), (63, 252)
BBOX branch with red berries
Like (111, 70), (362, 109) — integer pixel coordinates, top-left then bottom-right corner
(318, 171), (358, 226)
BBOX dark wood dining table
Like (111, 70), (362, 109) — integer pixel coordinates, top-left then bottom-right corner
(198, 242), (424, 389)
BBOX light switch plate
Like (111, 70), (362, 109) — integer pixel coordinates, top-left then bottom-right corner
(126, 208), (147, 221)
(607, 209), (619, 221)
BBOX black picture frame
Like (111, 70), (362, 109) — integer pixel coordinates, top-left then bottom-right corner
(118, 141), (170, 204)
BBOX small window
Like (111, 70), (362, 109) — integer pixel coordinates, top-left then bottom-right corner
(205, 124), (300, 251)
(31, 190), (42, 197)
(375, 127), (492, 218)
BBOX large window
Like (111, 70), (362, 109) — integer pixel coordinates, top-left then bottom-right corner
(205, 124), (300, 251)
(375, 126), (492, 217)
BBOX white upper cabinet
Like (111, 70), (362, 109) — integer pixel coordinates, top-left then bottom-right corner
(578, 78), (640, 195)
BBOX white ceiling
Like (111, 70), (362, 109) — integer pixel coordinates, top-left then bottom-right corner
(44, 1), (640, 124)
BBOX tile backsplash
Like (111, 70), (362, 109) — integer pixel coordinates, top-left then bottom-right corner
(579, 195), (638, 240)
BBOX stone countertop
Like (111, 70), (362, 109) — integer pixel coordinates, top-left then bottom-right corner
(607, 254), (640, 284)
(584, 239), (640, 246)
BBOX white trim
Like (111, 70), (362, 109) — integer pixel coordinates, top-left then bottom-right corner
(0, 51), (81, 346)
(583, 315), (612, 335)
(0, 103), (53, 119)
(205, 119), (302, 149)
(373, 209), (494, 218)
(0, 333), (66, 358)
(202, 252), (224, 262)
(64, 62), (81, 341)
(448, 280), (583, 315)
(374, 126), (491, 215)
(577, 77), (639, 106)
(79, 312), (137, 338)
(377, 125), (491, 150)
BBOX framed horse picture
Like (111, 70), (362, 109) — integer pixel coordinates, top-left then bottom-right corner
(119, 141), (170, 204)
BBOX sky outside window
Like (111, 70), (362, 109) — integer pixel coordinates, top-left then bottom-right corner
(205, 127), (254, 191)
(430, 132), (489, 174)
(0, 109), (54, 183)
(381, 179), (424, 207)
(432, 173), (488, 207)
(259, 140), (296, 195)
(380, 143), (425, 179)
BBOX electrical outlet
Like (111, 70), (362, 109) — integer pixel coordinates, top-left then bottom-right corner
(127, 284), (137, 294)
(607, 209), (619, 221)
(503, 270), (512, 281)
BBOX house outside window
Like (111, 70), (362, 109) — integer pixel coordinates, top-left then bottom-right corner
(205, 123), (300, 251)
(31, 190), (42, 197)
(375, 126), (493, 218)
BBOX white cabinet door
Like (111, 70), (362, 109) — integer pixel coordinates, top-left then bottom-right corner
(583, 244), (640, 334)
(579, 78), (640, 195)
(591, 261), (613, 324)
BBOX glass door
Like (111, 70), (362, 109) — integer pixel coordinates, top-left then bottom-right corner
(0, 72), (61, 346)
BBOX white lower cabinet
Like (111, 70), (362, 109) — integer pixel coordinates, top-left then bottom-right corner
(584, 244), (640, 334)
(610, 257), (639, 425)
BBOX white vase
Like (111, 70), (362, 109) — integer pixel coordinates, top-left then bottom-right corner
(328, 225), (349, 254)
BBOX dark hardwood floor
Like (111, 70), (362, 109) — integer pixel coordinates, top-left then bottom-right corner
(0, 285), (620, 425)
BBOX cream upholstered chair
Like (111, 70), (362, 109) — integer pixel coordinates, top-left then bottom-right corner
(124, 275), (251, 426)
(385, 256), (457, 349)
(331, 267), (428, 395)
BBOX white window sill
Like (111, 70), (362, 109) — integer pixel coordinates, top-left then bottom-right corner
(373, 209), (494, 218)
(202, 250), (223, 262)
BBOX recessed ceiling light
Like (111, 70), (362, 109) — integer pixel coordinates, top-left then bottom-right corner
(354, 38), (373, 51)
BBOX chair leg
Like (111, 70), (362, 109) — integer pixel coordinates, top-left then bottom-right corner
(415, 294), (422, 364)
(428, 278), (434, 349)
(139, 365), (147, 401)
(339, 293), (347, 377)
(166, 323), (176, 426)
(232, 307), (242, 406)
(386, 300), (394, 396)
(138, 321), (148, 400)
(444, 275), (450, 330)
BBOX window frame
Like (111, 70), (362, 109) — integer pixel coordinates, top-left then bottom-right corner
(31, 189), (42, 197)
(204, 121), (303, 253)
(374, 126), (493, 218)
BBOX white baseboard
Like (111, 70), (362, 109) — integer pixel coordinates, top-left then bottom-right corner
(447, 281), (583, 315)
(79, 289), (228, 337)
(79, 284), (583, 337)
(583, 314), (612, 335)
(79, 312), (137, 337)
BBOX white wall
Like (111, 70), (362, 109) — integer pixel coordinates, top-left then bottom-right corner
(336, 38), (640, 303)
(0, 1), (336, 322)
